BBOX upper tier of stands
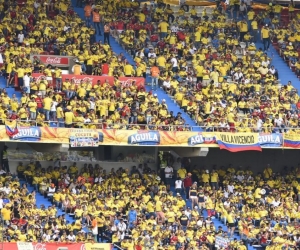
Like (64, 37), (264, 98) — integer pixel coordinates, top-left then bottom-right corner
(1, 0), (300, 132)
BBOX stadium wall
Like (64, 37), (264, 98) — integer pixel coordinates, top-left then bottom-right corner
(1, 139), (298, 174)
(190, 148), (297, 173)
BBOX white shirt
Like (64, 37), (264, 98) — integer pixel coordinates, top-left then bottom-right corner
(171, 25), (179, 33)
(117, 222), (127, 232)
(257, 118), (263, 130)
(148, 52), (157, 58)
(50, 101), (58, 111)
(197, 219), (204, 227)
(3, 186), (10, 194)
(89, 101), (95, 110)
(34, 1), (40, 8)
(261, 60), (270, 67)
(67, 234), (76, 241)
(233, 72), (243, 81)
(175, 180), (183, 189)
(136, 51), (145, 58)
(164, 166), (173, 178)
(23, 75), (30, 88)
(184, 210), (191, 217)
(227, 184), (234, 193)
(224, 201), (231, 207)
(171, 57), (178, 67)
(94, 177), (104, 183)
(269, 68), (276, 74)
(274, 117), (283, 126)
(239, 4), (247, 11)
(84, 118), (91, 124)
(224, 191), (229, 198)
(219, 122), (229, 129)
(18, 33), (24, 43)
(64, 26), (71, 32)
(43, 234), (51, 241)
(0, 199), (3, 209)
(48, 187), (56, 196)
(237, 175), (244, 182)
(163, 80), (171, 88)
(271, 200), (281, 207)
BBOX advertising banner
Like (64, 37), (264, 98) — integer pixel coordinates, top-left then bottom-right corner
(259, 133), (283, 148)
(1, 125), (299, 150)
(69, 129), (100, 147)
(38, 55), (70, 66)
(283, 133), (300, 148)
(85, 243), (112, 250)
(215, 132), (262, 152)
(4, 243), (86, 250)
(4, 126), (69, 143)
(31, 73), (145, 88)
(17, 242), (33, 250)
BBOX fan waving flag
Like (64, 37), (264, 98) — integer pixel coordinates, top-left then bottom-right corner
(5, 120), (19, 137)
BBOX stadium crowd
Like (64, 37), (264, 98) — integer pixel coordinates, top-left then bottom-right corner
(0, 0), (298, 131)
(1, 154), (300, 250)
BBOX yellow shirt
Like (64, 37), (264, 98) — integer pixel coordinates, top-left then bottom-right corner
(43, 97), (52, 110)
(65, 111), (75, 125)
(124, 64), (133, 76)
(262, 28), (270, 38)
(1, 207), (11, 220)
(158, 21), (169, 33)
(17, 68), (25, 78)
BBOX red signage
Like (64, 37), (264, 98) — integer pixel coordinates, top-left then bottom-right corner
(31, 73), (145, 88)
(119, 77), (145, 88)
(38, 56), (70, 66)
(61, 74), (114, 85)
(3, 243), (86, 250)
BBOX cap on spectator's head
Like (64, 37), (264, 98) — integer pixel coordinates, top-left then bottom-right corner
(154, 93), (157, 97)
(265, 24), (268, 27)
(37, 92), (42, 95)
(162, 99), (166, 102)
(176, 193), (180, 196)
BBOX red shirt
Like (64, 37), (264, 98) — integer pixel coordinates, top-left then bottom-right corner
(35, 97), (43, 108)
(260, 236), (267, 244)
(10, 11), (16, 19)
(102, 64), (109, 75)
(135, 245), (142, 250)
(150, 34), (159, 42)
(10, 113), (19, 120)
(183, 177), (192, 187)
(170, 236), (178, 243)
(145, 23), (154, 32)
(116, 21), (124, 30)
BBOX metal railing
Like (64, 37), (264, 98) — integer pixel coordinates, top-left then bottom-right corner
(6, 119), (300, 132)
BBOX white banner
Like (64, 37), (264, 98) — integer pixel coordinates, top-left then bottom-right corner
(215, 236), (231, 249)
(17, 242), (34, 250)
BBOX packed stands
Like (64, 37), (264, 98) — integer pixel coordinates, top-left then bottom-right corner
(1, 0), (300, 248)
(2, 153), (300, 250)
(0, 0), (191, 130)
(110, 2), (300, 133)
(0, 0), (300, 132)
